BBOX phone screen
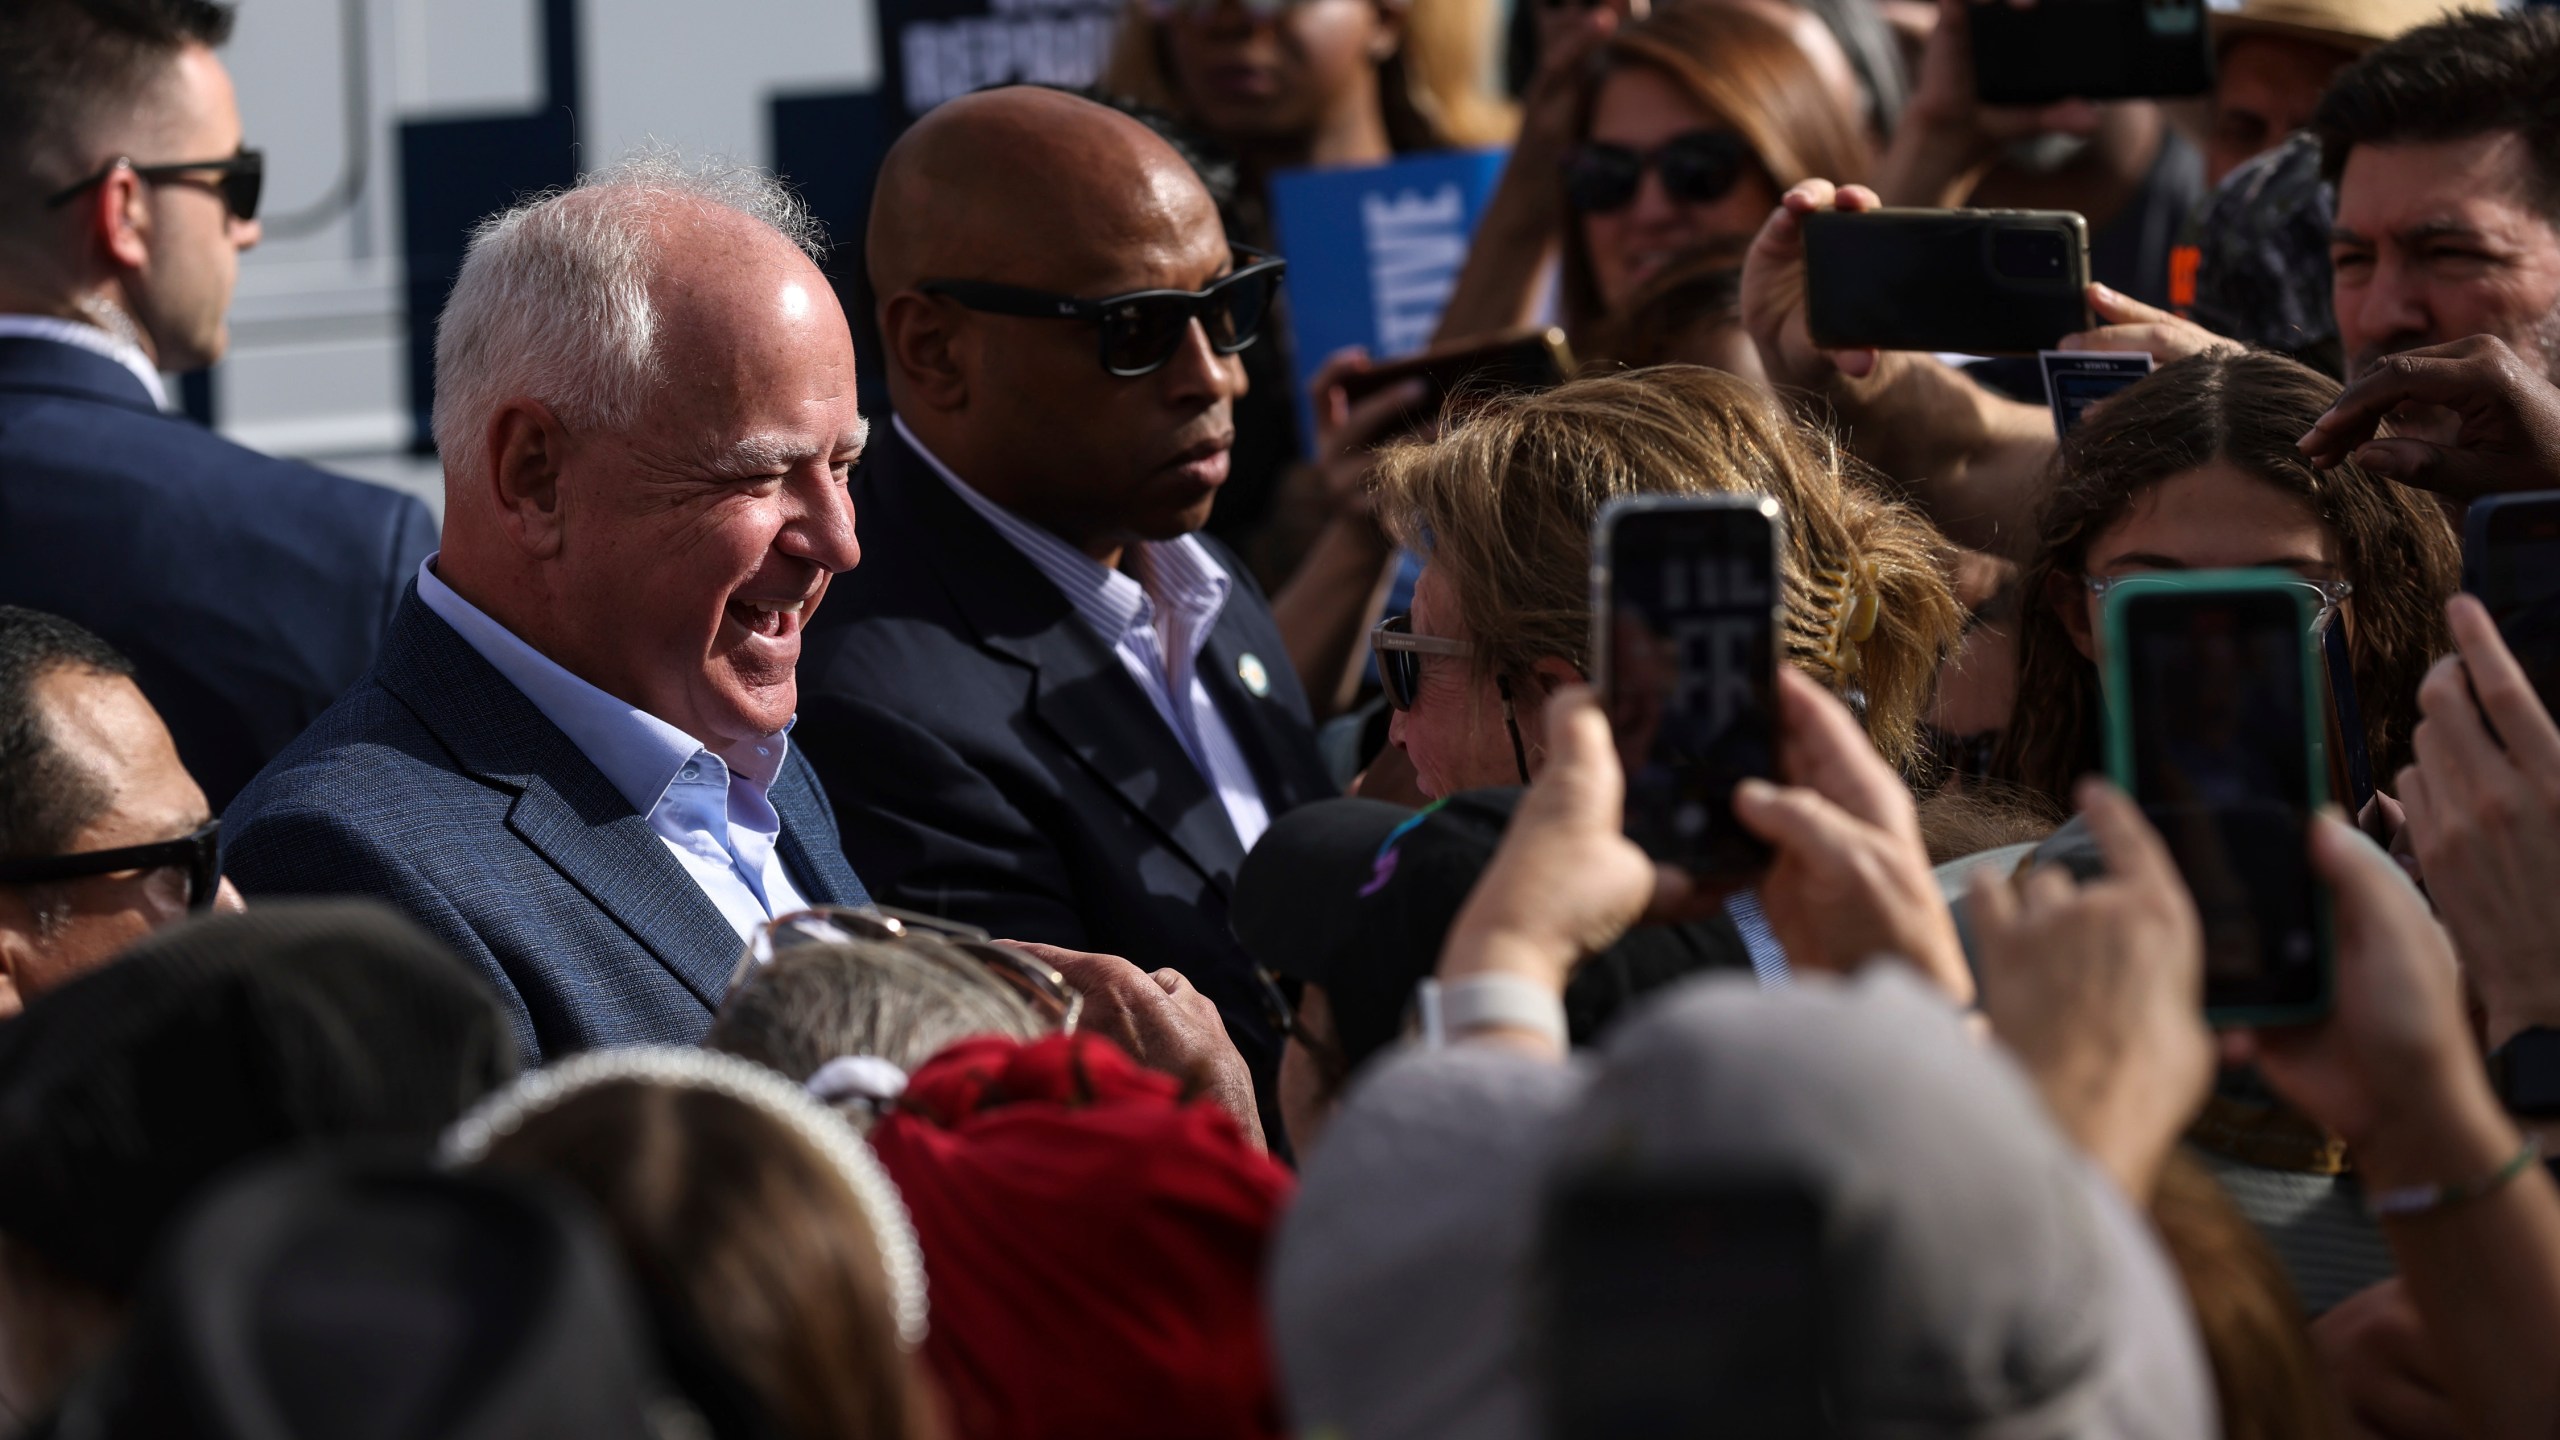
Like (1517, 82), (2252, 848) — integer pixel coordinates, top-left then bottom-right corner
(2121, 588), (2327, 1017)
(1539, 1176), (1826, 1439)
(1598, 499), (1780, 877)
(2474, 499), (2560, 718)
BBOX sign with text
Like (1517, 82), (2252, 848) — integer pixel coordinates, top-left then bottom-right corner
(1266, 148), (1510, 449)
(877, 0), (1122, 120)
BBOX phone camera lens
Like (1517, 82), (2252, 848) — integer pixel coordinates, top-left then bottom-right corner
(1993, 228), (2069, 281)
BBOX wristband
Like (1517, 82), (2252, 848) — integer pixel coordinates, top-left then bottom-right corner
(2365, 1135), (2543, 1220)
(1416, 974), (1569, 1051)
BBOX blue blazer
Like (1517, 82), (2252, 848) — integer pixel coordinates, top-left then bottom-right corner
(222, 589), (871, 1062)
(0, 335), (438, 811)
(795, 427), (1336, 1104)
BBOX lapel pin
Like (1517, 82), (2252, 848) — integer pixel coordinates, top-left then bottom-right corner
(1237, 652), (1271, 698)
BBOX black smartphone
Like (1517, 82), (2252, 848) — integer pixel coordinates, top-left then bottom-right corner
(2462, 490), (2560, 722)
(1803, 209), (2091, 356)
(2104, 572), (2333, 1027)
(1970, 0), (2213, 105)
(1591, 495), (1782, 878)
(1538, 1173), (1828, 1439)
(1335, 326), (1574, 437)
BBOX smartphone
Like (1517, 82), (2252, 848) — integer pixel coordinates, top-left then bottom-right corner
(1970, 0), (2213, 106)
(1591, 495), (1783, 878)
(1538, 1172), (1827, 1439)
(1803, 209), (2091, 356)
(2461, 490), (2560, 723)
(1336, 326), (1574, 435)
(2104, 571), (2333, 1026)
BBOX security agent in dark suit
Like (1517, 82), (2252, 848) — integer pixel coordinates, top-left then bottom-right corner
(796, 88), (1335, 1119)
(224, 156), (873, 1062)
(0, 0), (435, 810)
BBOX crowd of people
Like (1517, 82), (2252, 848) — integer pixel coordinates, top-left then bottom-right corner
(5, 0), (2560, 1433)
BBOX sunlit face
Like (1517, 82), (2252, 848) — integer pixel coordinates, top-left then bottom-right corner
(1579, 65), (1780, 314)
(2332, 132), (2560, 383)
(123, 44), (260, 370)
(545, 241), (866, 754)
(956, 177), (1248, 552)
(2060, 460), (2341, 663)
(1386, 565), (1538, 798)
(1164, 0), (1388, 146)
(0, 668), (239, 1018)
(2204, 33), (2352, 188)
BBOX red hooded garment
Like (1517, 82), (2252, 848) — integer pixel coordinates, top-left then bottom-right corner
(868, 1033), (1295, 1440)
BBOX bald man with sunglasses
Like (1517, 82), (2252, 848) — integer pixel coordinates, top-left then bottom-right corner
(797, 87), (1334, 1140)
(0, 0), (436, 812)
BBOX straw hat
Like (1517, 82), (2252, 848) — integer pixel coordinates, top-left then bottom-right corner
(2212, 0), (2501, 54)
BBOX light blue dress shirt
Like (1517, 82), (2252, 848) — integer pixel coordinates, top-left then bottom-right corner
(896, 416), (1272, 850)
(416, 557), (811, 940)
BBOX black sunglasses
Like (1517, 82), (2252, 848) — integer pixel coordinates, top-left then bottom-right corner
(920, 247), (1286, 378)
(47, 149), (264, 223)
(1562, 131), (1753, 215)
(0, 819), (224, 915)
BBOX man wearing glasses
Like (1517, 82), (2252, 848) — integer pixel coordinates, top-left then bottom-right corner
(0, 0), (436, 810)
(0, 608), (239, 1019)
(797, 87), (1335, 1138)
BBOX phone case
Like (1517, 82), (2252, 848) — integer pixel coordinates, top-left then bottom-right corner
(1970, 0), (2213, 106)
(1803, 209), (2091, 357)
(2101, 568), (2334, 1028)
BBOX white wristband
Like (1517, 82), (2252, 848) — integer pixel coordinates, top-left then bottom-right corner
(1416, 974), (1569, 1051)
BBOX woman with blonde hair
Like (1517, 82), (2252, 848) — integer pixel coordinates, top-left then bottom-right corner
(1367, 364), (1960, 799)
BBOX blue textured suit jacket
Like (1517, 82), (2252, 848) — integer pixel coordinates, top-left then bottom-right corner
(0, 335), (437, 811)
(795, 426), (1335, 1105)
(222, 589), (871, 1062)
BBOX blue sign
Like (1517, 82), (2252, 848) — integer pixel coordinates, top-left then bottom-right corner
(1267, 148), (1511, 450)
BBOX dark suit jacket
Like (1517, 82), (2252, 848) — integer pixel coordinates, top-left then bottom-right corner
(796, 427), (1336, 1092)
(0, 335), (438, 810)
(222, 590), (871, 1062)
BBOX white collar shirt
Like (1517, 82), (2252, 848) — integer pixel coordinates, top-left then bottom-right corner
(416, 556), (811, 940)
(896, 416), (1271, 851)
(0, 314), (170, 410)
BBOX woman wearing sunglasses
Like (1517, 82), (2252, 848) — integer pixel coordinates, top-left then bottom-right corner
(1436, 1), (1869, 359)
(1365, 364), (1960, 801)
(1995, 351), (2462, 812)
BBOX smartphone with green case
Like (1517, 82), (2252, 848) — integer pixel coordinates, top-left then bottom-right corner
(2102, 569), (2334, 1027)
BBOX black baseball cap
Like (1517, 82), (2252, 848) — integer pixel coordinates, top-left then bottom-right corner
(1232, 788), (1751, 1072)
(45, 1154), (688, 1440)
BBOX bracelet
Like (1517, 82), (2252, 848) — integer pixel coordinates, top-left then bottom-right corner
(2365, 1135), (2543, 1220)
(1415, 975), (1569, 1052)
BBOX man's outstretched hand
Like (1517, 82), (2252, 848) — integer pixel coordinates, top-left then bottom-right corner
(2299, 335), (2560, 500)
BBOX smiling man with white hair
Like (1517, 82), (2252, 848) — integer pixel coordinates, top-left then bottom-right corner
(219, 152), (874, 1062)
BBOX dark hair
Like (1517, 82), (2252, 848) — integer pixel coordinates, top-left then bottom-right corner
(1993, 351), (2460, 808)
(477, 1082), (914, 1440)
(1576, 242), (1747, 371)
(0, 0), (233, 206)
(0, 607), (135, 863)
(2312, 9), (2560, 217)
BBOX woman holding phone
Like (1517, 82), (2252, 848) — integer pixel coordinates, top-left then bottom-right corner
(1994, 350), (2460, 812)
(1434, 0), (1871, 359)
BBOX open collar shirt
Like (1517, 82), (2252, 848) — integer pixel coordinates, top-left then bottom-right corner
(416, 557), (810, 941)
(896, 416), (1271, 850)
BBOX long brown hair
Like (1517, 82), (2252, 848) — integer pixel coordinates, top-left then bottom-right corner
(477, 1082), (917, 1440)
(1994, 350), (2460, 807)
(1100, 0), (1516, 158)
(1370, 364), (1961, 773)
(1559, 2), (1872, 334)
